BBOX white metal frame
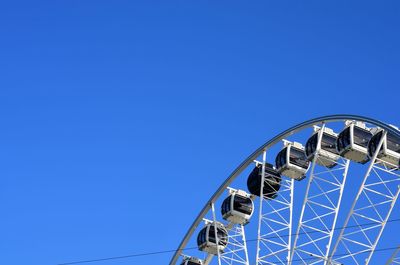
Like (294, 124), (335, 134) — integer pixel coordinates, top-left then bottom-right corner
(289, 125), (350, 265)
(171, 116), (400, 265)
(256, 149), (295, 265)
(328, 131), (400, 264)
(219, 224), (250, 265)
(211, 203), (223, 265)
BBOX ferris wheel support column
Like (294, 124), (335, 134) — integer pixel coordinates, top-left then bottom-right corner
(211, 202), (222, 265)
(289, 123), (326, 264)
(255, 149), (267, 265)
(288, 124), (351, 265)
(288, 178), (294, 264)
(256, 147), (295, 264)
(323, 159), (350, 265)
(221, 224), (251, 265)
(241, 224), (250, 265)
(368, 187), (400, 262)
(328, 131), (400, 264)
(328, 132), (387, 263)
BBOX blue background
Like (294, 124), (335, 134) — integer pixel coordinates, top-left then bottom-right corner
(0, 1), (399, 265)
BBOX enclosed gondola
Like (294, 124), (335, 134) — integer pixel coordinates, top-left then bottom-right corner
(275, 141), (310, 180)
(197, 222), (228, 255)
(247, 163), (281, 198)
(368, 128), (400, 169)
(221, 190), (254, 225)
(180, 257), (203, 265)
(305, 126), (340, 168)
(336, 121), (374, 164)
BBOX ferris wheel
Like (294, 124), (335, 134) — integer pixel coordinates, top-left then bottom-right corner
(170, 115), (400, 265)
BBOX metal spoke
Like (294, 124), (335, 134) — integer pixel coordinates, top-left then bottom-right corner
(289, 125), (350, 265)
(256, 147), (294, 265)
(328, 131), (400, 264)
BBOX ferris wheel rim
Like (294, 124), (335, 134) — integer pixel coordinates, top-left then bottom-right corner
(170, 114), (400, 265)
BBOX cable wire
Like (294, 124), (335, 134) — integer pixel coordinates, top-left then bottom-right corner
(58, 247), (198, 265)
(58, 217), (400, 265)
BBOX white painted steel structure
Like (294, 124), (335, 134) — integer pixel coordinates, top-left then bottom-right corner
(256, 150), (294, 265)
(290, 126), (351, 265)
(170, 115), (400, 265)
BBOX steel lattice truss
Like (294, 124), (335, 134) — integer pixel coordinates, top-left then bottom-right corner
(206, 206), (250, 265)
(329, 156), (400, 264)
(256, 153), (294, 265)
(220, 224), (249, 265)
(290, 156), (350, 265)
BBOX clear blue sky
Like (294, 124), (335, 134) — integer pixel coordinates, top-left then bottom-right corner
(0, 1), (399, 265)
